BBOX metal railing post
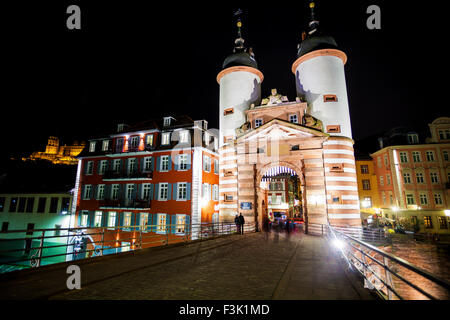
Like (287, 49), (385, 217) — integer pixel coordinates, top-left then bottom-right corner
(383, 256), (393, 300)
(101, 228), (105, 256)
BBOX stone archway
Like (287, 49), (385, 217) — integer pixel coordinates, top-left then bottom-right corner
(255, 161), (307, 232)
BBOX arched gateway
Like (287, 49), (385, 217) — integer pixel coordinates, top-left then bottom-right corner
(217, 4), (361, 231)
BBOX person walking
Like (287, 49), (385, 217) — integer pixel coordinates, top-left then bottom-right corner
(239, 213), (245, 234)
(234, 214), (240, 234)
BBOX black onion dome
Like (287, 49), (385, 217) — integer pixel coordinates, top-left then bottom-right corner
(297, 33), (338, 58)
(223, 51), (258, 69)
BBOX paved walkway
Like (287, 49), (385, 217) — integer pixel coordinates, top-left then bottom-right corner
(0, 231), (374, 300)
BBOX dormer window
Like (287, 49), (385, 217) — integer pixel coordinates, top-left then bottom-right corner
(130, 136), (139, 149)
(163, 117), (172, 127)
(145, 134), (153, 146)
(89, 141), (96, 152)
(161, 132), (171, 145)
(323, 94), (338, 102)
(255, 119), (263, 128)
(102, 140), (109, 151)
(407, 133), (419, 144)
(180, 130), (189, 143)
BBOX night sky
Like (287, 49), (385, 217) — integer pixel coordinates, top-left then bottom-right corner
(2, 1), (447, 159)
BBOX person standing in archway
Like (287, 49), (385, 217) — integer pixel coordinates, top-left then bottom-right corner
(235, 214), (240, 234)
(239, 213), (245, 234)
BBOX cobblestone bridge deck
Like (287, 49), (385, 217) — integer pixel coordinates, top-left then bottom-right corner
(0, 230), (375, 300)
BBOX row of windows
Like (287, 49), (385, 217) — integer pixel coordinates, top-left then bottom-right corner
(79, 211), (190, 234)
(89, 130), (218, 154)
(398, 150), (449, 163)
(438, 129), (450, 140)
(84, 155), (219, 175)
(254, 114), (299, 128)
(405, 192), (444, 206)
(413, 216), (449, 229)
(0, 196), (70, 214)
(82, 183), (220, 202)
(402, 171), (448, 184)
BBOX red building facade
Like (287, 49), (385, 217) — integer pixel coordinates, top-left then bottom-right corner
(72, 116), (219, 248)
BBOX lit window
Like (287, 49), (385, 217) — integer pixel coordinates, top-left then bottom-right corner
(177, 182), (187, 200)
(203, 183), (210, 200)
(180, 130), (189, 143)
(89, 141), (96, 152)
(255, 119), (263, 128)
(426, 151), (435, 162)
(159, 183), (168, 201)
(163, 117), (171, 127)
(102, 140), (109, 151)
(377, 157), (382, 168)
(424, 216), (432, 229)
(145, 134), (153, 146)
(94, 211), (103, 227)
(160, 155), (169, 171)
(81, 211), (89, 226)
(108, 212), (116, 228)
(379, 176), (384, 186)
(140, 213), (148, 231)
(157, 213), (167, 233)
(176, 214), (186, 234)
(386, 174), (391, 185)
(438, 216), (448, 229)
(289, 114), (298, 124)
(123, 212), (132, 228)
(384, 155), (388, 166)
(161, 132), (171, 145)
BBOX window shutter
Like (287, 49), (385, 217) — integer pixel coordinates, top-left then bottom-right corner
(83, 161), (88, 175)
(187, 154), (191, 170)
(168, 155), (172, 171)
(171, 214), (176, 234)
(105, 185), (111, 200)
(121, 184), (126, 201)
(149, 184), (154, 200)
(140, 158), (145, 172)
(173, 183), (178, 200)
(210, 184), (212, 201)
(77, 212), (82, 227)
(154, 184), (159, 201)
(167, 183), (172, 200)
(93, 185), (98, 200)
(156, 156), (160, 172)
(152, 214), (158, 232)
(185, 215), (190, 235)
(119, 159), (123, 172)
(187, 183), (191, 200)
(133, 212), (139, 230)
(102, 212), (109, 227)
(174, 155), (179, 171)
(115, 213), (120, 228)
(132, 184), (137, 200)
(147, 213), (153, 232)
(81, 186), (86, 200)
(151, 157), (154, 171)
(89, 211), (95, 227)
(119, 212), (124, 227)
(137, 184), (142, 200)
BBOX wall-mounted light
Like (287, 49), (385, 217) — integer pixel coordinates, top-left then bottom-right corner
(444, 210), (450, 217)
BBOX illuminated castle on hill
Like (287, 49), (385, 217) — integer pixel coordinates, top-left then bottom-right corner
(23, 136), (86, 165)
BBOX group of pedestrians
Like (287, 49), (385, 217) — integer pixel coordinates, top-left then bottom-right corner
(234, 213), (245, 234)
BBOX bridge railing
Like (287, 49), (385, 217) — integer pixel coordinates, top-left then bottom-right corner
(326, 224), (450, 300)
(0, 222), (256, 273)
